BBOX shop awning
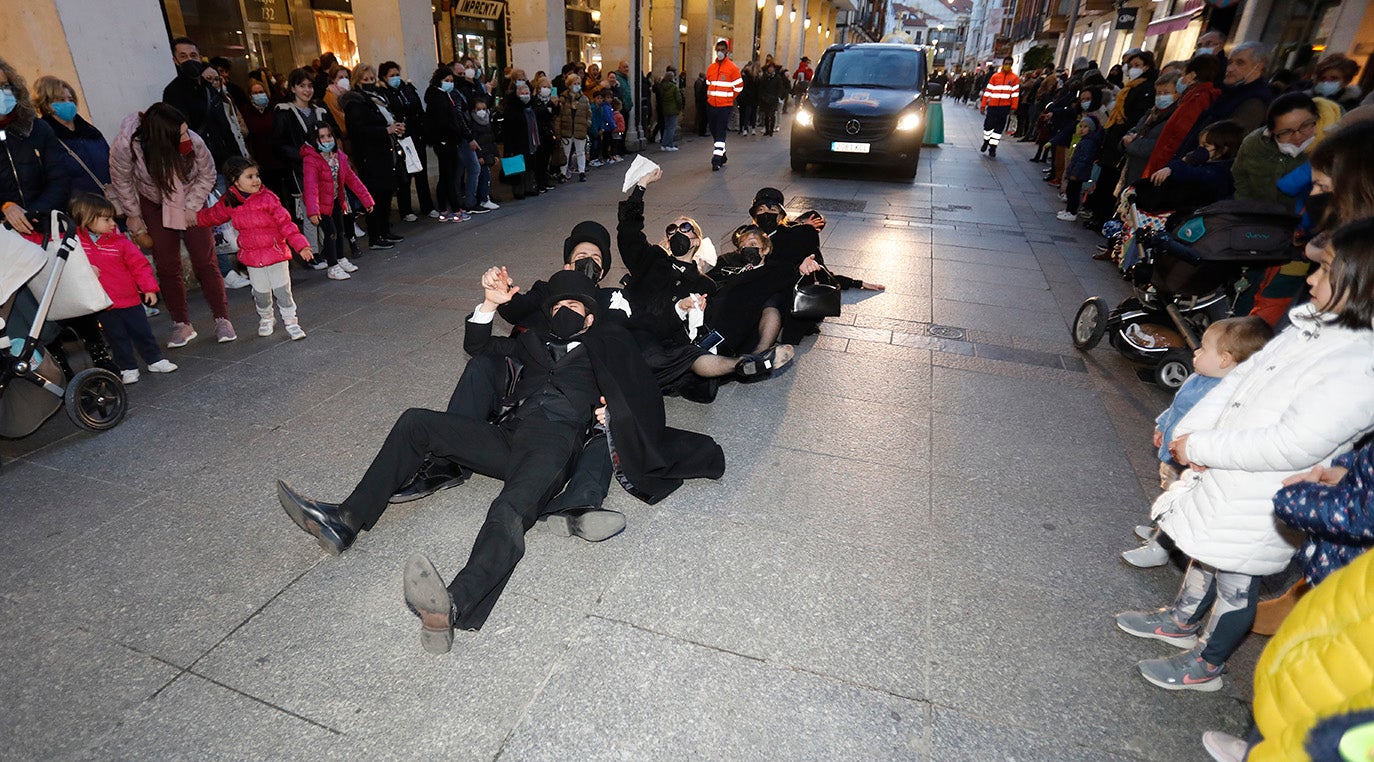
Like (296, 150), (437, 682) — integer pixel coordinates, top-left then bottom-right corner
(1146, 0), (1203, 36)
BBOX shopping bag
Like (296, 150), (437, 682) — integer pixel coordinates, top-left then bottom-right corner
(502, 153), (526, 175)
(399, 136), (423, 174)
(25, 211), (112, 320)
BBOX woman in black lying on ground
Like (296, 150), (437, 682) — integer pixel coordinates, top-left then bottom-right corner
(617, 168), (791, 402)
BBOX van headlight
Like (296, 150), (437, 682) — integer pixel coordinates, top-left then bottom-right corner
(795, 108), (814, 128)
(896, 112), (923, 131)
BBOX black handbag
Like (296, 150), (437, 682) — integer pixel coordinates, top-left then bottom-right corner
(791, 268), (842, 319)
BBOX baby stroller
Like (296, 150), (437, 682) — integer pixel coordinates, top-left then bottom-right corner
(1070, 200), (1299, 389)
(1, 211), (127, 441)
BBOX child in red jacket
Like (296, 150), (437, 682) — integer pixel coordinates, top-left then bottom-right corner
(196, 157), (314, 340)
(71, 193), (177, 384)
(300, 124), (374, 282)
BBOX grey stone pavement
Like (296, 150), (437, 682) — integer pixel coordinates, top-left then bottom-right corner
(1, 103), (1260, 760)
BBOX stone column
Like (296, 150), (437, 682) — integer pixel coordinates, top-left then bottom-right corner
(734, 0), (761, 61)
(352, 0), (437, 83)
(599, 0), (645, 145)
(2, 0), (170, 141)
(684, 0), (716, 128)
(761, 0), (779, 62)
(508, 0), (567, 75)
(651, 0), (685, 75)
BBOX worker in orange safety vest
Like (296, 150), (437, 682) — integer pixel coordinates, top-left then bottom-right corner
(705, 38), (743, 171)
(979, 56), (1020, 158)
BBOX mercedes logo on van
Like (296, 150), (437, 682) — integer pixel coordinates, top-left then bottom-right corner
(845, 119), (861, 135)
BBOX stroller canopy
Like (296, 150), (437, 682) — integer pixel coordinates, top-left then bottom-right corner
(0, 226), (48, 307)
(1171, 200), (1301, 264)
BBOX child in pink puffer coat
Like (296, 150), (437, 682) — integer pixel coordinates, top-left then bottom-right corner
(71, 193), (177, 385)
(195, 157), (314, 340)
(300, 124), (374, 282)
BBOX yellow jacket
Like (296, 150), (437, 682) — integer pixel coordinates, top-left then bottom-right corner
(1249, 548), (1374, 761)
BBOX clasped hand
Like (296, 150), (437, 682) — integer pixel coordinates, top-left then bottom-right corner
(482, 266), (519, 306)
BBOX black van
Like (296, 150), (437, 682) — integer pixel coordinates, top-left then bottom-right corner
(790, 43), (931, 179)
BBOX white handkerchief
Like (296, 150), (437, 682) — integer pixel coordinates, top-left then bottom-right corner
(622, 154), (661, 192)
(609, 289), (634, 316)
(693, 237), (717, 269)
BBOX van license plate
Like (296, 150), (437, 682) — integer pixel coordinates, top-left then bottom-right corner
(831, 141), (870, 154)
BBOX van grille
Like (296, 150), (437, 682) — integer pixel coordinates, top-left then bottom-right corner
(814, 113), (896, 141)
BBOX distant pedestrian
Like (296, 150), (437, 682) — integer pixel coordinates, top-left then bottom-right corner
(655, 66), (683, 151)
(706, 39), (743, 171)
(979, 56), (1020, 158)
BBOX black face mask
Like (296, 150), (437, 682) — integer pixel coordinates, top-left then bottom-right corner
(1306, 192), (1331, 226)
(669, 232), (693, 258)
(740, 246), (763, 266)
(548, 306), (587, 340)
(754, 212), (779, 232)
(179, 61), (205, 81)
(572, 257), (602, 282)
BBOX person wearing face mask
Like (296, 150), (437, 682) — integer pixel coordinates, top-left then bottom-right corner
(31, 76), (110, 200)
(556, 73), (592, 181)
(979, 57), (1020, 158)
(501, 82), (541, 200)
(276, 268), (725, 655)
(531, 76), (559, 193)
(339, 63), (405, 250)
(424, 67), (474, 223)
(1134, 119), (1244, 215)
(1144, 54), (1223, 176)
(705, 38), (744, 171)
(1232, 93), (1320, 206)
(1192, 30), (1228, 83)
(1171, 41), (1275, 162)
(323, 65), (352, 140)
(466, 95), (499, 211)
(1120, 72), (1182, 185)
(1084, 51), (1159, 222)
(1308, 54), (1363, 112)
(161, 42), (243, 172)
(379, 61), (434, 221)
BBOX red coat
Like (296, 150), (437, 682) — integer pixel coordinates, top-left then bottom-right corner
(196, 187), (310, 268)
(79, 229), (159, 309)
(299, 144), (374, 219)
(1144, 81), (1220, 177)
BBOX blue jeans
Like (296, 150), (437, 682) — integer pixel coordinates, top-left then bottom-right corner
(661, 114), (679, 148)
(456, 141), (480, 211)
(477, 165), (492, 204)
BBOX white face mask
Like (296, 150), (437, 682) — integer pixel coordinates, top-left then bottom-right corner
(1126, 66), (1144, 81)
(1277, 136), (1315, 157)
(336, 78), (350, 92)
(465, 68), (477, 80)
(715, 50), (726, 61)
(539, 87), (551, 99)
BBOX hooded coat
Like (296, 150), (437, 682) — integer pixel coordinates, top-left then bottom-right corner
(1152, 305), (1374, 575)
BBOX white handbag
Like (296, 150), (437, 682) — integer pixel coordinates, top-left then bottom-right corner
(399, 136), (423, 174)
(25, 211), (113, 320)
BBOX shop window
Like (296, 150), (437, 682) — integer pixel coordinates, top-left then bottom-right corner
(315, 10), (358, 68)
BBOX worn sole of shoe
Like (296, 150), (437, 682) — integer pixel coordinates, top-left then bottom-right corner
(403, 554), (455, 655)
(539, 510), (627, 542)
(276, 481), (345, 556)
(1115, 617), (1199, 650)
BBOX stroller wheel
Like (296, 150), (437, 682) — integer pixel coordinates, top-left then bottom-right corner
(1071, 297), (1108, 350)
(1153, 350), (1194, 391)
(64, 368), (128, 432)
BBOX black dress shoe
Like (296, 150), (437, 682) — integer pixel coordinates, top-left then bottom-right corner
(277, 480), (355, 555)
(537, 507), (627, 542)
(404, 554), (457, 654)
(381, 234), (406, 243)
(390, 459), (470, 504)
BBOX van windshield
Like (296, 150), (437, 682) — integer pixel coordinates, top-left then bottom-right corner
(813, 48), (924, 89)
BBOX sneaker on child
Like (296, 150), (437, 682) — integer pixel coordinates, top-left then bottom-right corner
(120, 369), (140, 384)
(285, 323), (307, 341)
(308, 260), (329, 271)
(402, 213), (418, 222)
(480, 200), (500, 211)
(428, 210), (442, 219)
(1137, 648), (1224, 692)
(338, 257), (359, 273)
(1056, 210), (1077, 221)
(223, 270), (252, 289)
(146, 359), (177, 373)
(327, 265), (352, 280)
(258, 317), (275, 336)
(1114, 608), (1200, 649)
(1121, 539), (1170, 568)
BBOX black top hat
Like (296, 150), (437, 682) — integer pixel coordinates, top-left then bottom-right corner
(562, 220), (613, 274)
(751, 187), (785, 210)
(542, 270), (600, 317)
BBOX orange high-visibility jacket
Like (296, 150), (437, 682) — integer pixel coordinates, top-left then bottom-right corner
(706, 58), (744, 107)
(981, 70), (1020, 110)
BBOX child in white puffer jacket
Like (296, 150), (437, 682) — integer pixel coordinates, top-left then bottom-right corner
(1115, 219), (1374, 693)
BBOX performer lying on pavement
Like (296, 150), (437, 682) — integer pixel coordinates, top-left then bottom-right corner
(276, 269), (725, 654)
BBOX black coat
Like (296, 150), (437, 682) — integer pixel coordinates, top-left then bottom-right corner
(617, 188), (718, 343)
(271, 103), (338, 189)
(424, 86), (471, 146)
(0, 111), (70, 216)
(383, 80), (427, 143)
(465, 314), (725, 504)
(163, 77), (241, 168)
(501, 100), (539, 156)
(1100, 71), (1157, 165)
(341, 89), (400, 193)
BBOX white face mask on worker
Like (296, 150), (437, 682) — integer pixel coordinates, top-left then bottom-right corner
(716, 51), (726, 61)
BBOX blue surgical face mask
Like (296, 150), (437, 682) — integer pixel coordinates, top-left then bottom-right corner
(1195, 47), (1213, 56)
(387, 75), (402, 89)
(440, 80), (454, 93)
(319, 140), (336, 152)
(1154, 94), (1176, 109)
(1314, 80), (1342, 97)
(51, 101), (78, 121)
(1176, 79), (1190, 94)
(0, 88), (16, 117)
(250, 93), (269, 107)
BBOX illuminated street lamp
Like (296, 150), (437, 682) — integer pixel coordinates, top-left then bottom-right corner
(775, 1), (783, 18)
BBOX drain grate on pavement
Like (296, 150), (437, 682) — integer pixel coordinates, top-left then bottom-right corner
(788, 196), (868, 213)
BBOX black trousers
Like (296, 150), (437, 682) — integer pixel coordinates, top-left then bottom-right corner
(395, 139), (434, 216)
(432, 141), (461, 213)
(707, 106), (732, 166)
(100, 306), (163, 370)
(365, 187), (394, 242)
(444, 354), (613, 515)
(761, 105), (778, 135)
(982, 106), (1011, 145)
(316, 205), (347, 266)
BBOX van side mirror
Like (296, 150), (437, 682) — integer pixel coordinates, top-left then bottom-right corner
(924, 81), (943, 98)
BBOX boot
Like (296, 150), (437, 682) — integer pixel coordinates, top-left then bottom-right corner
(1252, 579), (1309, 635)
